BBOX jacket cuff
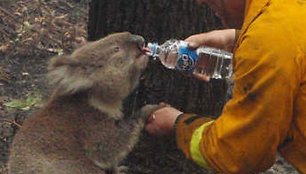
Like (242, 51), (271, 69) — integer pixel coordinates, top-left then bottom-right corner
(174, 113), (213, 160)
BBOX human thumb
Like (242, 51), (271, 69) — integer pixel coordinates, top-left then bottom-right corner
(186, 41), (199, 50)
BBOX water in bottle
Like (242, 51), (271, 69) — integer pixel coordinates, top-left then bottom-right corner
(147, 39), (233, 79)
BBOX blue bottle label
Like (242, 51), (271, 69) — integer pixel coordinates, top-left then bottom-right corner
(176, 43), (198, 72)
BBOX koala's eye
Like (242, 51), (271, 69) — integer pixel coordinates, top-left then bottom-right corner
(114, 46), (120, 52)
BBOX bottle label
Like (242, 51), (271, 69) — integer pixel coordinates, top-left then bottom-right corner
(176, 43), (198, 71)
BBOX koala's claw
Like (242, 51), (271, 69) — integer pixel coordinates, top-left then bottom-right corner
(137, 103), (166, 121)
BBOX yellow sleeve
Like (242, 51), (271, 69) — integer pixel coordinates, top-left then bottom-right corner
(174, 113), (214, 164)
(175, 15), (300, 174)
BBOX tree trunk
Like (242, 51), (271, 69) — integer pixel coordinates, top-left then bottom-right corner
(87, 1), (227, 173)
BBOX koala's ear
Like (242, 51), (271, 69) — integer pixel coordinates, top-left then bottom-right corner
(47, 55), (93, 95)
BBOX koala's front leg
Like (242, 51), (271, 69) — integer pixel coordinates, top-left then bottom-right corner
(105, 104), (164, 174)
(120, 104), (165, 142)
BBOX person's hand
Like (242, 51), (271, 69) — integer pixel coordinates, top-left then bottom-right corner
(185, 29), (237, 51)
(145, 105), (183, 136)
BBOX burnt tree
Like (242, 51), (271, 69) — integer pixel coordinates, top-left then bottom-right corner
(88, 1), (227, 174)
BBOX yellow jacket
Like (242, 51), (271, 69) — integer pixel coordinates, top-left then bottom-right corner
(175, 0), (306, 173)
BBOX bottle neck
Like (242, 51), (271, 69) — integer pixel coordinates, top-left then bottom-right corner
(147, 42), (159, 57)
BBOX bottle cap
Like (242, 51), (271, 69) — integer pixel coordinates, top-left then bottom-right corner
(147, 43), (159, 57)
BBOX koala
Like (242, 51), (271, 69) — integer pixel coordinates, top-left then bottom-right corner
(8, 32), (160, 174)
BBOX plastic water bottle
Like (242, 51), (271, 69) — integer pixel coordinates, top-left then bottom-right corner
(147, 39), (233, 79)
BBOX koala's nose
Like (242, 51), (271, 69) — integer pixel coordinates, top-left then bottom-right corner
(130, 34), (145, 46)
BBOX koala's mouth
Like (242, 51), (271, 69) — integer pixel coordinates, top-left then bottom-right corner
(130, 34), (149, 57)
(141, 44), (151, 53)
(135, 44), (150, 69)
(137, 43), (151, 56)
(135, 43), (151, 63)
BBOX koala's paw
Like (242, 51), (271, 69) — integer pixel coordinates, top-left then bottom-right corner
(137, 103), (167, 121)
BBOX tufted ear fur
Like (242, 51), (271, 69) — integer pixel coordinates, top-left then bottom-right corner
(47, 55), (94, 96)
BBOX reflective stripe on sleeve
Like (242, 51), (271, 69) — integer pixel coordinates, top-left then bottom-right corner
(190, 120), (214, 169)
